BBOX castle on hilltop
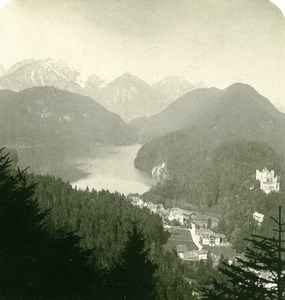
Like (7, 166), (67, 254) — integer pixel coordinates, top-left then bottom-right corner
(256, 168), (280, 194)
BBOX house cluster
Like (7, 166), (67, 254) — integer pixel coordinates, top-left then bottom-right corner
(176, 244), (208, 261)
(195, 228), (227, 246)
(256, 168), (280, 194)
(168, 207), (193, 225)
(129, 196), (193, 225)
(129, 196), (167, 217)
(130, 196), (231, 263)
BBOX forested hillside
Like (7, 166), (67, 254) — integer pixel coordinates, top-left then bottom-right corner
(138, 140), (285, 251)
(32, 174), (195, 299)
(0, 87), (136, 146)
(134, 83), (285, 253)
(0, 150), (97, 299)
(132, 83), (285, 147)
(0, 149), (196, 299)
(34, 175), (167, 266)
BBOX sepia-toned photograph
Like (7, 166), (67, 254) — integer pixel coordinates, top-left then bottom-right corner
(0, 0), (285, 299)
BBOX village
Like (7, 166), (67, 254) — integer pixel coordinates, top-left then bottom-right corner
(128, 167), (279, 263)
(129, 195), (231, 262)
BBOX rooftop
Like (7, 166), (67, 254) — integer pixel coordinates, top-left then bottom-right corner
(183, 251), (198, 260)
(176, 244), (188, 253)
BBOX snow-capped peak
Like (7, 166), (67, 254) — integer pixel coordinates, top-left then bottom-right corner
(0, 58), (84, 93)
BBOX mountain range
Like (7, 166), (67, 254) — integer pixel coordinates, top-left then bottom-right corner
(0, 59), (201, 121)
(89, 72), (165, 121)
(133, 84), (285, 249)
(131, 83), (285, 143)
(0, 59), (84, 94)
(134, 83), (285, 175)
(134, 83), (285, 218)
(0, 87), (136, 146)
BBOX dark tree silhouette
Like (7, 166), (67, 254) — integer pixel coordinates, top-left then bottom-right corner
(203, 206), (285, 300)
(0, 149), (47, 298)
(0, 149), (96, 299)
(106, 220), (158, 300)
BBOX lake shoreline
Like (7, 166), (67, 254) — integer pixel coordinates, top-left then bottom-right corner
(16, 143), (155, 195)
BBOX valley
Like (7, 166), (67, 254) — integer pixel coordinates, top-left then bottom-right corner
(1, 0), (285, 298)
(2, 71), (285, 299)
(2, 76), (285, 259)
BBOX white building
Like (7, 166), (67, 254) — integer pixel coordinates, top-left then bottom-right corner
(256, 168), (280, 194)
(130, 196), (144, 208)
(168, 208), (184, 225)
(176, 245), (208, 261)
(167, 208), (193, 225)
(147, 202), (159, 214)
(253, 211), (264, 225)
(198, 249), (208, 260)
(196, 228), (227, 246)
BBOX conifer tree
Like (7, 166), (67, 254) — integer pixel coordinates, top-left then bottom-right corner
(0, 149), (96, 299)
(0, 149), (47, 298)
(203, 206), (285, 300)
(106, 220), (158, 300)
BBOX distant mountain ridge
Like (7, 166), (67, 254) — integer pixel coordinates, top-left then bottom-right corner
(131, 83), (285, 143)
(134, 83), (285, 182)
(0, 58), (202, 121)
(152, 76), (196, 106)
(89, 72), (166, 121)
(0, 87), (136, 146)
(90, 74), (205, 121)
(0, 58), (85, 94)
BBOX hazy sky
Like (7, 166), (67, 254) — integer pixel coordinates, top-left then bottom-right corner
(0, 0), (284, 104)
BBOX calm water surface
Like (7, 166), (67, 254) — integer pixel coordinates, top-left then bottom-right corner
(16, 144), (155, 195)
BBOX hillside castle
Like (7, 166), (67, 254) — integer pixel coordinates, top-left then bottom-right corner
(256, 168), (280, 194)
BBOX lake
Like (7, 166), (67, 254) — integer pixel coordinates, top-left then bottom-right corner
(15, 144), (155, 195)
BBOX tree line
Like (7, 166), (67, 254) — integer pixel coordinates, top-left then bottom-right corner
(142, 140), (285, 252)
(0, 149), (194, 299)
(2, 145), (285, 299)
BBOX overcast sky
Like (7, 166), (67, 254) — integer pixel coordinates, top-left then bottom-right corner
(0, 0), (284, 104)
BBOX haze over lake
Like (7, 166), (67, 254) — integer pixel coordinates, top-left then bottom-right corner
(16, 144), (155, 195)
(71, 144), (156, 194)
